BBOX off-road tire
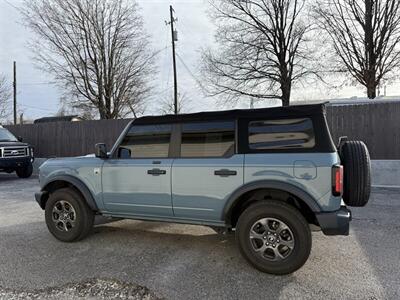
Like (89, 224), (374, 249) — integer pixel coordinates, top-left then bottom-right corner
(45, 188), (94, 242)
(236, 200), (312, 275)
(340, 141), (371, 207)
(16, 163), (33, 178)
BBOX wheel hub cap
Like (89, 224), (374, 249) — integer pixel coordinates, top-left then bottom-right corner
(52, 200), (76, 232)
(249, 217), (295, 261)
(267, 235), (276, 243)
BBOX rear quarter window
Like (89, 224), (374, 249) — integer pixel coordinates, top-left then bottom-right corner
(248, 118), (315, 150)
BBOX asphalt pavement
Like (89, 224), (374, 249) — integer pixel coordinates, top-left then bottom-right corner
(0, 173), (399, 299)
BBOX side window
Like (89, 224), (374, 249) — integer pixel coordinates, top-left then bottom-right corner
(119, 124), (172, 158)
(180, 121), (235, 158)
(248, 118), (315, 150)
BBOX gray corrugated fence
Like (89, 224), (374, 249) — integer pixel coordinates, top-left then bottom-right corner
(325, 101), (400, 160)
(5, 101), (400, 159)
(5, 119), (132, 158)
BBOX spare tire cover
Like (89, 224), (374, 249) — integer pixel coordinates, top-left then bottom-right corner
(340, 141), (371, 207)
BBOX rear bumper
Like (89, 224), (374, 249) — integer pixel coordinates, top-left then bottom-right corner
(0, 157), (32, 170)
(316, 206), (352, 236)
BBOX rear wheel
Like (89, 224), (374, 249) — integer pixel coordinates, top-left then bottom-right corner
(16, 163), (33, 178)
(236, 201), (311, 275)
(45, 188), (94, 242)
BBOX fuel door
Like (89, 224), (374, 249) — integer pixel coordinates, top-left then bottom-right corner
(293, 160), (317, 180)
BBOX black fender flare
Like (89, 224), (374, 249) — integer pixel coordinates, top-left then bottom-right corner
(38, 175), (98, 211)
(222, 180), (322, 225)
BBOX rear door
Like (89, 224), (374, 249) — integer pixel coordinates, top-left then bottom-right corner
(102, 124), (174, 217)
(171, 121), (244, 222)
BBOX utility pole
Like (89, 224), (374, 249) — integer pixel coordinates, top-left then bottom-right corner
(167, 5), (178, 115)
(13, 61), (17, 125)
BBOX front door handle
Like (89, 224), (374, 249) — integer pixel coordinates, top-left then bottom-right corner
(214, 169), (237, 177)
(147, 168), (167, 176)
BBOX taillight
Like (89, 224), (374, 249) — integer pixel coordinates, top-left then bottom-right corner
(332, 165), (343, 196)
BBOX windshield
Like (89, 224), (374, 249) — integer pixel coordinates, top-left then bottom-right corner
(0, 128), (18, 142)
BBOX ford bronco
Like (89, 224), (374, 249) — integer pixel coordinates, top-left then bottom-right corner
(35, 104), (371, 274)
(0, 125), (34, 178)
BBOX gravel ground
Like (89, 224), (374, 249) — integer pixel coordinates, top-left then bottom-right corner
(0, 173), (399, 300)
(0, 279), (159, 300)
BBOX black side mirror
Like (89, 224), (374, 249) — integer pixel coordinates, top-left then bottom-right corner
(17, 136), (23, 142)
(95, 143), (108, 159)
(118, 147), (131, 159)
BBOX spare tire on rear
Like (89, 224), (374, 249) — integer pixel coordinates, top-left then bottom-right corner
(340, 141), (371, 207)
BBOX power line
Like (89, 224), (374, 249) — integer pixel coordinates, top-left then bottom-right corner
(3, 0), (20, 11)
(176, 52), (206, 92)
(19, 81), (57, 86)
(19, 103), (55, 112)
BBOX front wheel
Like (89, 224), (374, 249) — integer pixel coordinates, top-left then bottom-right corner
(16, 163), (33, 178)
(45, 188), (94, 242)
(236, 200), (311, 275)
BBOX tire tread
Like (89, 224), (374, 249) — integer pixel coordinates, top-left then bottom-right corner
(341, 141), (371, 207)
(236, 200), (311, 275)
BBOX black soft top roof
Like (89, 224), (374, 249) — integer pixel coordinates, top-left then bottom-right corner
(133, 103), (327, 125)
(34, 115), (82, 124)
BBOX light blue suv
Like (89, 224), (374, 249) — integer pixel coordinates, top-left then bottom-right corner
(35, 104), (371, 274)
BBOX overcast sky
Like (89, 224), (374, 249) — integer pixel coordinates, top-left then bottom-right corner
(1, 0), (399, 121)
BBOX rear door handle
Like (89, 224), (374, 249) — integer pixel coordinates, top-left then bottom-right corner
(147, 168), (167, 176)
(214, 169), (237, 177)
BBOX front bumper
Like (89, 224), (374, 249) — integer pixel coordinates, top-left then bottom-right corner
(35, 191), (48, 209)
(0, 156), (32, 170)
(316, 206), (352, 236)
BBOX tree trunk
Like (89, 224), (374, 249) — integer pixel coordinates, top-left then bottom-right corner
(367, 84), (376, 99)
(365, 0), (377, 100)
(281, 88), (290, 106)
(280, 79), (291, 107)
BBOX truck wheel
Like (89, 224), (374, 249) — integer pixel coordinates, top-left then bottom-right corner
(340, 141), (371, 207)
(16, 163), (33, 178)
(236, 200), (311, 275)
(45, 188), (94, 242)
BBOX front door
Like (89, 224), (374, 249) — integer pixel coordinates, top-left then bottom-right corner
(102, 124), (174, 217)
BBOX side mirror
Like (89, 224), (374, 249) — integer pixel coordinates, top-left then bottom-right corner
(17, 136), (23, 142)
(95, 143), (108, 159)
(118, 147), (131, 159)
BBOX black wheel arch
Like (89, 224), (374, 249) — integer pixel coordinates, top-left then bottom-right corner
(37, 175), (98, 212)
(223, 180), (322, 227)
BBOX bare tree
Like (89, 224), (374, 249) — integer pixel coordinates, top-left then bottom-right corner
(201, 0), (312, 107)
(56, 98), (94, 120)
(0, 75), (11, 122)
(314, 0), (400, 99)
(22, 0), (155, 119)
(160, 92), (188, 115)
